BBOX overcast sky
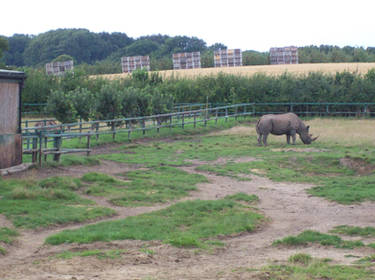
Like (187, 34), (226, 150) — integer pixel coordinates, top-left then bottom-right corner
(2, 0), (374, 52)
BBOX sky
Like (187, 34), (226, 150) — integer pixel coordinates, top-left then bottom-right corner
(2, 0), (375, 52)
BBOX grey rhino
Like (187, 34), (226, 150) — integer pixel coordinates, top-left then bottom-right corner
(256, 113), (318, 146)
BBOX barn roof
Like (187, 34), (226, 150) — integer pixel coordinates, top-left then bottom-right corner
(0, 69), (26, 81)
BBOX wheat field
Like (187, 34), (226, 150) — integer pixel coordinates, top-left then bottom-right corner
(95, 62), (375, 80)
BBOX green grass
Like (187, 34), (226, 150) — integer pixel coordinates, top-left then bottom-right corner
(254, 260), (375, 280)
(80, 167), (207, 206)
(22, 154), (100, 167)
(224, 192), (259, 203)
(56, 249), (127, 259)
(356, 254), (375, 264)
(0, 227), (19, 255)
(288, 253), (313, 265)
(0, 177), (116, 229)
(330, 225), (375, 237)
(22, 118), (375, 205)
(99, 134), (375, 204)
(0, 227), (19, 244)
(62, 118), (241, 150)
(46, 198), (264, 248)
(273, 230), (365, 249)
(308, 176), (375, 204)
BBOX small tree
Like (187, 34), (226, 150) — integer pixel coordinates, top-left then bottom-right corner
(95, 84), (123, 120)
(0, 36), (8, 60)
(52, 54), (74, 63)
(69, 87), (94, 121)
(46, 90), (77, 123)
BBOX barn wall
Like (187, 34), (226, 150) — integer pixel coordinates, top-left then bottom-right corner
(0, 82), (19, 134)
(0, 134), (22, 169)
(0, 79), (22, 169)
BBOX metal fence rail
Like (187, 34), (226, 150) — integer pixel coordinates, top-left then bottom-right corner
(21, 103), (251, 166)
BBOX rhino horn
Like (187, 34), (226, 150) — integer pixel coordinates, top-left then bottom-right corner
(311, 135), (319, 142)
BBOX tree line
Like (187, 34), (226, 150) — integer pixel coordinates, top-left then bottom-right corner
(20, 67), (375, 123)
(1, 29), (375, 73)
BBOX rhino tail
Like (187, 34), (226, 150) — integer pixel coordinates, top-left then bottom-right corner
(256, 118), (261, 134)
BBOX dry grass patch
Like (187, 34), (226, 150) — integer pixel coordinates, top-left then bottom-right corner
(211, 118), (375, 147)
(309, 118), (375, 146)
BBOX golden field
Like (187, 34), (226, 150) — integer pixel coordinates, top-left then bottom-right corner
(213, 118), (375, 147)
(95, 62), (375, 80)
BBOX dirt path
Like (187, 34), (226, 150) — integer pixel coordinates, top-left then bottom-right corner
(1, 156), (375, 279)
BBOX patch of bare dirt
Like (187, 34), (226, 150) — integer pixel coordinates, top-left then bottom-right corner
(1, 145), (375, 279)
(272, 147), (330, 153)
(0, 214), (13, 229)
(339, 156), (375, 175)
(4, 160), (143, 180)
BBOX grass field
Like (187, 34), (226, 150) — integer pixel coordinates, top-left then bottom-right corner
(95, 62), (375, 80)
(2, 117), (375, 279)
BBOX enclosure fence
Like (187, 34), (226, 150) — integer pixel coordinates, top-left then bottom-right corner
(21, 102), (375, 166)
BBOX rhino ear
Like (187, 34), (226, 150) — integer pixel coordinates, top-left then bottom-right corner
(306, 125), (310, 131)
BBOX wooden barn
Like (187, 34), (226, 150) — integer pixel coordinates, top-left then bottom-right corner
(0, 70), (26, 169)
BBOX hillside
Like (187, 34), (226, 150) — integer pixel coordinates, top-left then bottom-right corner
(1, 29), (375, 74)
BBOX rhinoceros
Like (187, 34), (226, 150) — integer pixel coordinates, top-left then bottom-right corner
(256, 113), (318, 146)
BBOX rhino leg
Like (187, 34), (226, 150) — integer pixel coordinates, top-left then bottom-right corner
(286, 134), (291, 144)
(262, 134), (269, 146)
(291, 130), (297, 145)
(257, 133), (262, 146)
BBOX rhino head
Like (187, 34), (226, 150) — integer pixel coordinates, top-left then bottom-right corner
(299, 126), (319, 144)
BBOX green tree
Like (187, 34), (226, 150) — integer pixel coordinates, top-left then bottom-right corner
(69, 87), (94, 121)
(52, 54), (74, 62)
(95, 84), (123, 120)
(2, 34), (30, 66)
(46, 90), (77, 123)
(0, 36), (9, 61)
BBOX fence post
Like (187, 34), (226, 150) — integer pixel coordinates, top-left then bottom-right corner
(142, 119), (146, 135)
(204, 109), (207, 127)
(225, 108), (228, 122)
(182, 114), (185, 129)
(156, 117), (160, 133)
(215, 109), (218, 124)
(193, 113), (196, 128)
(53, 133), (62, 162)
(112, 121), (116, 140)
(79, 117), (83, 143)
(43, 128), (48, 162)
(32, 136), (37, 163)
(25, 120), (30, 150)
(38, 131), (43, 167)
(86, 132), (91, 156)
(96, 122), (99, 140)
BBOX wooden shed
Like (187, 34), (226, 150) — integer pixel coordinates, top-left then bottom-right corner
(0, 70), (26, 169)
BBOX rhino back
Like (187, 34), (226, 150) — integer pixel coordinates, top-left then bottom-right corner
(258, 113), (301, 135)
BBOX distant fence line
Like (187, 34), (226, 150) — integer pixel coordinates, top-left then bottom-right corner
(22, 103), (251, 167)
(20, 102), (375, 167)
